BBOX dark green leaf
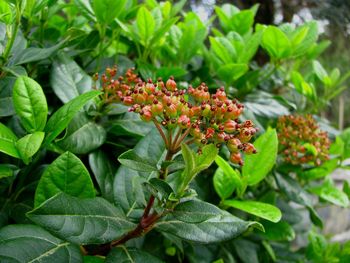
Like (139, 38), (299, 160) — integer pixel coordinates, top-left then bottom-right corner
(106, 246), (164, 263)
(0, 122), (20, 158)
(13, 76), (48, 132)
(15, 131), (44, 164)
(0, 224), (82, 262)
(10, 42), (63, 66)
(28, 193), (135, 245)
(145, 178), (173, 200)
(56, 112), (106, 154)
(223, 200), (281, 223)
(34, 151), (95, 207)
(173, 199), (222, 223)
(114, 129), (165, 215)
(118, 149), (158, 172)
(233, 239), (259, 263)
(89, 150), (115, 202)
(43, 90), (101, 146)
(156, 210), (263, 243)
(51, 52), (92, 103)
(243, 128), (278, 185)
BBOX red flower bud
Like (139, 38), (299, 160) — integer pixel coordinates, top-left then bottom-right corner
(224, 120), (237, 133)
(166, 78), (177, 91)
(178, 115), (191, 129)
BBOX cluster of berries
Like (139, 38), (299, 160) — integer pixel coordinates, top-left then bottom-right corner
(95, 67), (257, 165)
(277, 114), (330, 166)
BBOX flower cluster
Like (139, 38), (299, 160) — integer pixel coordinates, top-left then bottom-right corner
(95, 66), (257, 165)
(277, 114), (330, 166)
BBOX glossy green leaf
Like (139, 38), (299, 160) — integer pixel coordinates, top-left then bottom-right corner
(223, 200), (281, 223)
(260, 220), (295, 241)
(340, 128), (350, 159)
(13, 76), (48, 133)
(106, 246), (164, 263)
(43, 90), (101, 146)
(243, 129), (278, 186)
(261, 26), (291, 59)
(56, 112), (106, 154)
(0, 224), (82, 262)
(209, 36), (236, 64)
(0, 122), (20, 158)
(214, 155), (242, 199)
(118, 149), (158, 172)
(308, 179), (349, 207)
(136, 6), (155, 45)
(51, 52), (92, 103)
(173, 200), (222, 223)
(28, 193), (135, 245)
(92, 0), (126, 24)
(15, 131), (44, 164)
(0, 77), (16, 117)
(89, 150), (115, 202)
(156, 209), (263, 244)
(34, 151), (95, 207)
(293, 21), (318, 57)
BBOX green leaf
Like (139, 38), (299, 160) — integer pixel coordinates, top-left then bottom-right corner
(308, 179), (349, 207)
(137, 6), (155, 45)
(56, 112), (106, 154)
(340, 128), (350, 159)
(243, 129), (278, 186)
(230, 10), (254, 35)
(28, 193), (135, 245)
(293, 21), (318, 57)
(43, 90), (101, 146)
(15, 131), (44, 164)
(0, 122), (20, 158)
(313, 60), (328, 83)
(0, 224), (82, 262)
(106, 246), (164, 263)
(89, 150), (115, 202)
(13, 76), (48, 133)
(260, 220), (295, 241)
(0, 1), (12, 24)
(209, 36), (236, 64)
(0, 164), (16, 179)
(92, 0), (127, 24)
(261, 26), (291, 59)
(223, 200), (281, 223)
(217, 63), (248, 84)
(156, 209), (263, 243)
(118, 149), (158, 172)
(300, 159), (338, 181)
(34, 151), (95, 207)
(214, 155), (242, 199)
(179, 144), (218, 194)
(51, 53), (92, 103)
(173, 199), (222, 223)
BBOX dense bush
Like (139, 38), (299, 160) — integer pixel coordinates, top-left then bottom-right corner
(1, 0), (350, 262)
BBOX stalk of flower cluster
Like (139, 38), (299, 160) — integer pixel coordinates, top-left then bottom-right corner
(90, 67), (258, 253)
